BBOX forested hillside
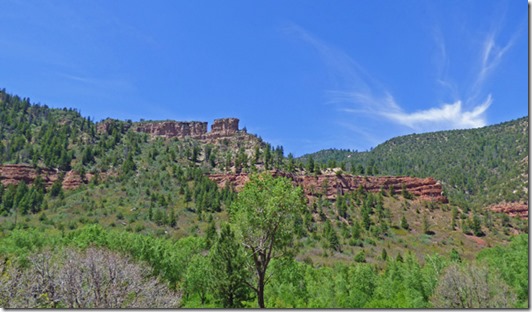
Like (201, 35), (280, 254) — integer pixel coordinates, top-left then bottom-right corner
(0, 89), (528, 308)
(300, 117), (529, 208)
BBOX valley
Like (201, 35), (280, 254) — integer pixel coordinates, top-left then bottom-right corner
(0, 89), (528, 308)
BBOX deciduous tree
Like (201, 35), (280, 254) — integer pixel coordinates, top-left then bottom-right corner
(229, 173), (305, 308)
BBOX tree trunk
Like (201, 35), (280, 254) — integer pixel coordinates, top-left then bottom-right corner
(257, 272), (265, 308)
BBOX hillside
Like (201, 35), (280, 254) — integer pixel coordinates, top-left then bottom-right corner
(300, 117), (529, 208)
(0, 89), (528, 308)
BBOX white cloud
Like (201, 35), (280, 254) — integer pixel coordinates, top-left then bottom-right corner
(289, 22), (516, 136)
(381, 95), (492, 131)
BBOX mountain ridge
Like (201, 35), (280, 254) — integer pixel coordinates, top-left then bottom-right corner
(299, 116), (528, 207)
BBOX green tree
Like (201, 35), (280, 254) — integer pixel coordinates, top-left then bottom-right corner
(306, 156), (315, 173)
(401, 215), (409, 230)
(205, 216), (217, 248)
(470, 213), (483, 237)
(286, 153), (295, 173)
(50, 178), (63, 198)
(209, 223), (251, 308)
(354, 250), (366, 263)
(121, 153), (136, 176)
(229, 173), (305, 308)
(184, 254), (212, 305)
(323, 219), (341, 252)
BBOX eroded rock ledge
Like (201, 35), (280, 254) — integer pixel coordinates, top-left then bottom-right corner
(0, 164), (90, 190)
(97, 117), (242, 140)
(208, 171), (448, 203)
(489, 202), (528, 220)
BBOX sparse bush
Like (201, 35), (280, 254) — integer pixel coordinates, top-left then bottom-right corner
(0, 247), (181, 308)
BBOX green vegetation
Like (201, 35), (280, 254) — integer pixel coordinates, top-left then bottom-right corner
(0, 89), (527, 308)
(0, 226), (526, 308)
(229, 173), (305, 308)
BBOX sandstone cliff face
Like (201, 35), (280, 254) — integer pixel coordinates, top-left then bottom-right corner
(131, 118), (240, 140)
(208, 171), (448, 203)
(207, 118), (239, 138)
(0, 164), (58, 186)
(489, 202), (528, 220)
(0, 164), (88, 190)
(134, 121), (208, 139)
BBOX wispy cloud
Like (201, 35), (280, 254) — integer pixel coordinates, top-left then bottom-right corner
(467, 30), (518, 106)
(58, 73), (134, 91)
(381, 96), (492, 130)
(288, 21), (517, 136)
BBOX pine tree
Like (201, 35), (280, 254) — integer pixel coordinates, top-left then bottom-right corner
(401, 214), (409, 230)
(209, 223), (251, 308)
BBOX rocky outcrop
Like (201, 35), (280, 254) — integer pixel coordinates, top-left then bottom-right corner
(96, 118), (132, 135)
(0, 164), (58, 187)
(131, 118), (240, 140)
(62, 170), (89, 190)
(0, 164), (89, 190)
(208, 171), (448, 203)
(207, 118), (240, 138)
(134, 121), (208, 139)
(489, 202), (528, 220)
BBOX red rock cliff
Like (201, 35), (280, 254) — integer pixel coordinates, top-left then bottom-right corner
(131, 118), (240, 140)
(207, 118), (240, 138)
(489, 202), (528, 220)
(134, 121), (208, 139)
(0, 164), (88, 190)
(208, 171), (448, 203)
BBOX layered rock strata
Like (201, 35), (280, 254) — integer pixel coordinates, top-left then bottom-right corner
(134, 121), (208, 139)
(0, 164), (88, 190)
(489, 202), (528, 220)
(208, 171), (448, 203)
(129, 118), (240, 140)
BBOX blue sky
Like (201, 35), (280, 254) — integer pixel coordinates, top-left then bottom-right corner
(0, 0), (527, 156)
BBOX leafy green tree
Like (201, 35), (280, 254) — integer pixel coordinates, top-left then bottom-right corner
(184, 254), (212, 305)
(229, 173), (305, 308)
(477, 234), (528, 307)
